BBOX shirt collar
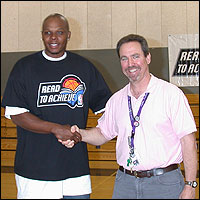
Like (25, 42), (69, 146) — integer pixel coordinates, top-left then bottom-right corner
(127, 73), (155, 98)
(42, 50), (67, 61)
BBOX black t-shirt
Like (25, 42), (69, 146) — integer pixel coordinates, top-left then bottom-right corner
(1, 51), (112, 181)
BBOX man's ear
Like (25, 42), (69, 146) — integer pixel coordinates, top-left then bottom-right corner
(67, 31), (71, 40)
(146, 53), (151, 65)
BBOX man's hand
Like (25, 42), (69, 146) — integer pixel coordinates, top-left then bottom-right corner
(179, 185), (196, 199)
(58, 125), (80, 148)
(58, 139), (75, 148)
(52, 124), (81, 144)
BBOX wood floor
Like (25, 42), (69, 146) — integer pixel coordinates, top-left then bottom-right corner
(1, 168), (199, 199)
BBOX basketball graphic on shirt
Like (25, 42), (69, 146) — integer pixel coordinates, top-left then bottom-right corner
(58, 75), (86, 108)
(63, 78), (79, 91)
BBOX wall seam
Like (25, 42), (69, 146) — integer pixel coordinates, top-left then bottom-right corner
(135, 1), (138, 34)
(87, 1), (88, 49)
(111, 1), (113, 48)
(17, 1), (19, 51)
(160, 1), (163, 47)
(186, 1), (188, 34)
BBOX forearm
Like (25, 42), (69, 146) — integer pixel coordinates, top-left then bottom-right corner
(80, 127), (109, 146)
(11, 112), (59, 134)
(179, 132), (197, 199)
(10, 112), (81, 141)
(181, 132), (198, 181)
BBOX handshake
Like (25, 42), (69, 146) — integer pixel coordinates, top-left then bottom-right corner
(57, 125), (80, 148)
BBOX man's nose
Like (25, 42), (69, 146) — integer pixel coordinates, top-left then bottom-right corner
(128, 57), (135, 66)
(50, 33), (57, 40)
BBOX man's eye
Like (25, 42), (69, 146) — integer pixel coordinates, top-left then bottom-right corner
(120, 57), (128, 62)
(57, 31), (64, 35)
(132, 55), (139, 59)
(44, 31), (51, 35)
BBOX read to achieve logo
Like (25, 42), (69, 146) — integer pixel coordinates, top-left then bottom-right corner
(37, 74), (86, 108)
(172, 48), (199, 76)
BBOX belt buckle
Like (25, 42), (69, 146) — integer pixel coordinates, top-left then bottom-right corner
(134, 171), (139, 178)
(155, 168), (164, 176)
(146, 170), (152, 177)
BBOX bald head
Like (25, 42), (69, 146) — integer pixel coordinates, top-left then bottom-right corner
(42, 13), (70, 32)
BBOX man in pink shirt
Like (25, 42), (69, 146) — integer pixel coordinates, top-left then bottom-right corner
(60, 34), (198, 199)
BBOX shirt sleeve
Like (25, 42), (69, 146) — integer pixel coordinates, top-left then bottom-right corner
(1, 59), (30, 110)
(97, 96), (118, 140)
(168, 87), (197, 139)
(94, 108), (105, 115)
(5, 106), (30, 119)
(88, 64), (112, 113)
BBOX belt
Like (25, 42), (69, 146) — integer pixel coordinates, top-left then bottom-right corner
(119, 164), (178, 178)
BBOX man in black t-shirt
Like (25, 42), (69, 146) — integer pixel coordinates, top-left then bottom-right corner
(1, 13), (112, 199)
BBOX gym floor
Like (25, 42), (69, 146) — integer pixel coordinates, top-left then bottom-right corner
(1, 167), (199, 199)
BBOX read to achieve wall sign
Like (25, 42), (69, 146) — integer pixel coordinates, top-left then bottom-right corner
(168, 34), (199, 87)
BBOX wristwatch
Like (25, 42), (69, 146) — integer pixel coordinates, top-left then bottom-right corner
(185, 181), (198, 188)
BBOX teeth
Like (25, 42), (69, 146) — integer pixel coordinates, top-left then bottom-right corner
(129, 68), (137, 73)
(50, 44), (58, 47)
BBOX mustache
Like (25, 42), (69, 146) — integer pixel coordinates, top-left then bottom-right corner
(127, 66), (140, 70)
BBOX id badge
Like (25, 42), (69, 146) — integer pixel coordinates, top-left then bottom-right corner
(127, 152), (139, 168)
